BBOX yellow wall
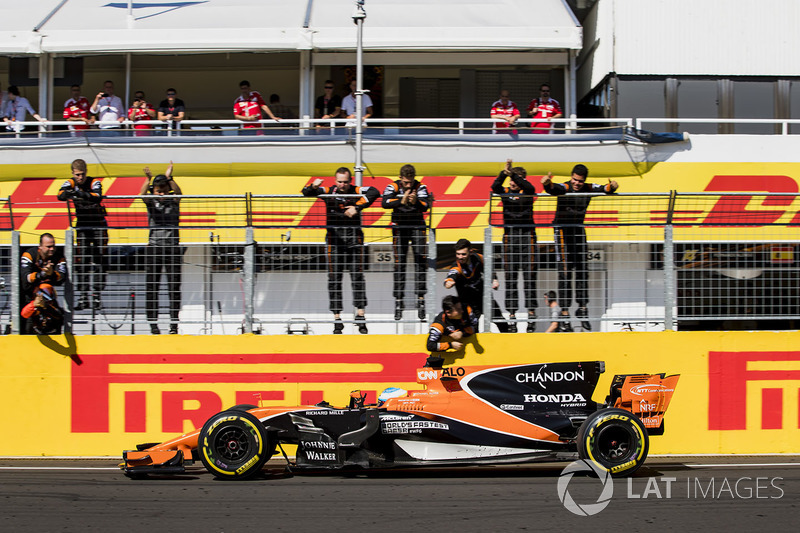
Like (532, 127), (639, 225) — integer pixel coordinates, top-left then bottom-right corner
(2, 330), (799, 457)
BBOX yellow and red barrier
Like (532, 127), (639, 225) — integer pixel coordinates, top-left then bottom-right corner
(1, 330), (799, 456)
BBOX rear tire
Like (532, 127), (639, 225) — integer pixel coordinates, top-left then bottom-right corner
(198, 410), (270, 480)
(577, 408), (649, 477)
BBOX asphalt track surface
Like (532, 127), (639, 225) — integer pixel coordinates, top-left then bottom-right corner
(1, 457), (797, 532)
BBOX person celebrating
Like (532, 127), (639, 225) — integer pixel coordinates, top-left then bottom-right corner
(541, 164), (618, 331)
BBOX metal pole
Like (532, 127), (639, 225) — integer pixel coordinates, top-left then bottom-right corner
(426, 227), (437, 323)
(483, 227), (493, 333)
(353, 0), (366, 187)
(243, 227), (255, 333)
(10, 231), (20, 334)
(663, 224), (676, 331)
(64, 229), (74, 333)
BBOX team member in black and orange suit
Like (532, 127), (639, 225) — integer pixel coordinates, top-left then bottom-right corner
(426, 295), (479, 352)
(21, 233), (67, 333)
(57, 158), (108, 310)
(492, 159), (538, 333)
(444, 238), (510, 333)
(382, 164), (430, 321)
(541, 164), (618, 331)
(302, 167), (379, 334)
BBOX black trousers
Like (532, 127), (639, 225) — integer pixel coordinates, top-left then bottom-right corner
(554, 226), (588, 308)
(392, 226), (427, 301)
(327, 229), (366, 313)
(502, 227), (537, 313)
(458, 288), (509, 333)
(75, 226), (109, 296)
(145, 246), (183, 323)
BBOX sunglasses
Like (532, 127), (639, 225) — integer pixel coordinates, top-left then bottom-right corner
(167, 93), (176, 96)
(324, 86), (334, 89)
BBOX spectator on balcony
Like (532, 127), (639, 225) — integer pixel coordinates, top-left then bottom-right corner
(57, 159), (108, 311)
(20, 283), (63, 335)
(490, 89), (519, 134)
(128, 91), (156, 136)
(90, 80), (124, 134)
(526, 83), (562, 134)
(3, 86), (46, 133)
(492, 159), (538, 332)
(157, 88), (185, 134)
(301, 167), (379, 334)
(444, 239), (510, 333)
(140, 162), (182, 335)
(21, 233), (67, 333)
(268, 94), (296, 120)
(63, 84), (93, 136)
(426, 295), (478, 353)
(233, 80), (279, 134)
(314, 80), (342, 125)
(341, 79), (373, 124)
(382, 164), (430, 321)
(541, 165), (618, 331)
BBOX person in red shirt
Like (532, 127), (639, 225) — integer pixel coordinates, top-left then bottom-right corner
(526, 83), (563, 134)
(233, 80), (280, 134)
(490, 89), (520, 134)
(128, 90), (156, 136)
(63, 84), (93, 135)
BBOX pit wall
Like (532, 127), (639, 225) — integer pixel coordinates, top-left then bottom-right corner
(1, 330), (798, 457)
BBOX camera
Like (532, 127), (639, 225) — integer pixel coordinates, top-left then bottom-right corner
(101, 93), (109, 97)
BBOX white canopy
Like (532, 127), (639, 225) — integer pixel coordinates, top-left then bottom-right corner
(0, 0), (581, 55)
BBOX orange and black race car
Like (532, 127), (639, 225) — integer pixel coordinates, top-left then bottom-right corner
(122, 360), (679, 479)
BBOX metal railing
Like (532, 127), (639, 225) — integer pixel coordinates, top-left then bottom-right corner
(8, 116), (800, 139)
(2, 192), (798, 335)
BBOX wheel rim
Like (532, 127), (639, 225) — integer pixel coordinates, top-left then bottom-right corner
(214, 426), (251, 463)
(595, 424), (636, 464)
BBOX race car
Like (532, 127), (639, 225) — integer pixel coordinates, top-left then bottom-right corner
(122, 360), (679, 479)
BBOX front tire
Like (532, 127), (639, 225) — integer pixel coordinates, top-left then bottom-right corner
(577, 408), (649, 477)
(198, 410), (270, 480)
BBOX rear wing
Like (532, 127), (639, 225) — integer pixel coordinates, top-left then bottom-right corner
(607, 373), (680, 435)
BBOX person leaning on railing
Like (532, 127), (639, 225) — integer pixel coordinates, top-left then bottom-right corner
(3, 85), (46, 133)
(57, 159), (109, 311)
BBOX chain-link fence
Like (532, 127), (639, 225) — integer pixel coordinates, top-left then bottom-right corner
(2, 191), (798, 335)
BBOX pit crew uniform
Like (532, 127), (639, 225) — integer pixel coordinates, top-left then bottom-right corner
(63, 96), (91, 134)
(543, 178), (617, 310)
(302, 182), (379, 313)
(490, 99), (519, 134)
(143, 190), (182, 334)
(233, 91), (266, 130)
(20, 245), (67, 333)
(381, 180), (430, 313)
(426, 304), (479, 352)
(20, 284), (64, 335)
(57, 176), (108, 305)
(491, 171), (538, 318)
(21, 246), (67, 302)
(526, 97), (562, 134)
(445, 253), (510, 332)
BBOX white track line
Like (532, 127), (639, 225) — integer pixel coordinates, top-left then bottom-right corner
(685, 463), (800, 468)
